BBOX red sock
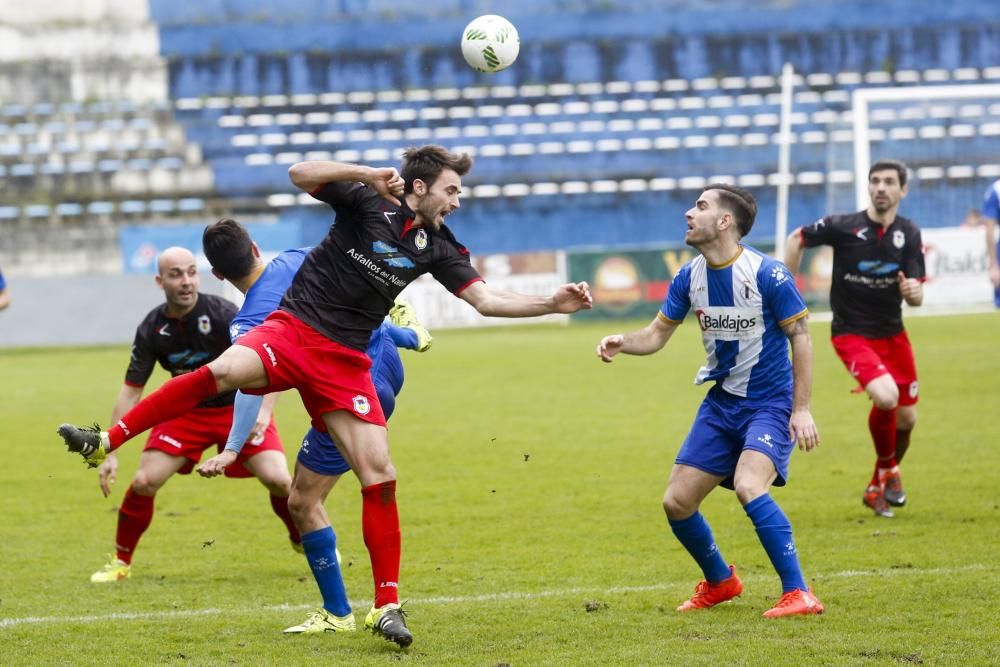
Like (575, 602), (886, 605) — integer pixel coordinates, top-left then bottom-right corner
(108, 366), (218, 450)
(895, 429), (912, 463)
(361, 480), (401, 608)
(115, 485), (155, 564)
(868, 406), (897, 486)
(269, 493), (301, 544)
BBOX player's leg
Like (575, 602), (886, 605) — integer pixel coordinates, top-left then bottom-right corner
(321, 410), (411, 647)
(284, 450), (355, 635)
(59, 345), (268, 459)
(865, 373), (900, 474)
(92, 450), (186, 583)
(895, 404), (917, 464)
(882, 334), (919, 506)
(832, 334), (898, 517)
(668, 394), (744, 611)
(734, 416), (823, 618)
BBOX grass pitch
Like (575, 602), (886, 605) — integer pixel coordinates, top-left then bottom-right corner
(0, 312), (997, 665)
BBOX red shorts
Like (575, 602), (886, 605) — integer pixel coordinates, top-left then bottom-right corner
(236, 309), (386, 431)
(831, 331), (919, 405)
(144, 405), (284, 478)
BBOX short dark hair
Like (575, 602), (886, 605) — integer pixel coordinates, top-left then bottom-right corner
(401, 144), (473, 193)
(702, 183), (757, 237)
(868, 159), (908, 186)
(203, 218), (255, 281)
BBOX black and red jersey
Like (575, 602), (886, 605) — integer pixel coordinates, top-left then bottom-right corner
(279, 181), (483, 350)
(800, 211), (925, 338)
(126, 293), (238, 408)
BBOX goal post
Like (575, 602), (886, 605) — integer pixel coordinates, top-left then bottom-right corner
(852, 82), (1000, 211)
(849, 82), (1000, 309)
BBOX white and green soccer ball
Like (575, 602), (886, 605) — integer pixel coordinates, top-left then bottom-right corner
(460, 14), (520, 73)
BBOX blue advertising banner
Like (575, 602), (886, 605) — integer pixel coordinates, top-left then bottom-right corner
(120, 220), (302, 273)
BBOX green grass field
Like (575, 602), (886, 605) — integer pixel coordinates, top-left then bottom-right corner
(1, 312), (998, 665)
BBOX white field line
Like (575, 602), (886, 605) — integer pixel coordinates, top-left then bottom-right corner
(0, 563), (989, 629)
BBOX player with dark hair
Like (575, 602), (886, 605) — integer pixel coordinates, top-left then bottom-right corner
(59, 144), (592, 647)
(598, 184), (825, 618)
(785, 159), (925, 518)
(86, 246), (298, 583)
(197, 218), (431, 634)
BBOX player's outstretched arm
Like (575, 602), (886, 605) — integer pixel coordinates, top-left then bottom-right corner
(0, 286), (10, 311)
(458, 280), (593, 317)
(784, 228), (806, 274)
(288, 161), (404, 205)
(597, 315), (679, 363)
(780, 315), (820, 451)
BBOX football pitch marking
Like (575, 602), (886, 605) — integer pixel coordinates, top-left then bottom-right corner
(0, 563), (988, 629)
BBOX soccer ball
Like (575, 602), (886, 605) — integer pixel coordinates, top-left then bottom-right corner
(460, 15), (520, 73)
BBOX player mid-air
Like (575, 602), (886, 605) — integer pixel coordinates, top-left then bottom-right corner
(196, 218), (431, 634)
(59, 145), (592, 648)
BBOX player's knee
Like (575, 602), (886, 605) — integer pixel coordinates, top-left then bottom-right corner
(662, 489), (696, 520)
(869, 383), (899, 411)
(733, 480), (766, 506)
(131, 470), (163, 496)
(896, 408), (917, 431)
(286, 490), (315, 521)
(353, 451), (396, 484)
(261, 475), (291, 496)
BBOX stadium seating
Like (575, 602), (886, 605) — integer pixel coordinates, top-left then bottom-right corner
(3, 0), (1000, 267)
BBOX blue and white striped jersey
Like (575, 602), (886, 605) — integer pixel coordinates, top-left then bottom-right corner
(659, 245), (807, 403)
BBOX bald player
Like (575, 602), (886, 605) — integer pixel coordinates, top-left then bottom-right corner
(86, 247), (299, 583)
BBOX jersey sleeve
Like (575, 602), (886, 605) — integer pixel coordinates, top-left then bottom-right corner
(311, 181), (374, 214)
(982, 183), (1000, 221)
(430, 241), (483, 294)
(229, 314), (255, 343)
(124, 323), (156, 387)
(762, 261), (808, 325)
(0, 267), (6, 291)
(799, 216), (834, 248)
(904, 226), (927, 280)
(660, 264), (691, 322)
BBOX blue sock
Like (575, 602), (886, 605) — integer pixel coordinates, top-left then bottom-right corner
(744, 494), (808, 593)
(301, 526), (351, 617)
(384, 322), (419, 350)
(668, 512), (732, 584)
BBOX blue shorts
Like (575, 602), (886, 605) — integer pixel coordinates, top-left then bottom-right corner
(297, 381), (397, 476)
(675, 385), (793, 489)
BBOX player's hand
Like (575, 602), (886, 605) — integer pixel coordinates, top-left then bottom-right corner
(249, 417), (269, 446)
(367, 167), (404, 206)
(789, 409), (820, 451)
(98, 454), (119, 498)
(198, 450), (237, 478)
(990, 264), (1000, 288)
(551, 281), (593, 313)
(897, 271), (921, 302)
(597, 334), (624, 363)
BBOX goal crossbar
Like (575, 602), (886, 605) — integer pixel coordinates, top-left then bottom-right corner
(852, 83), (1000, 209)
